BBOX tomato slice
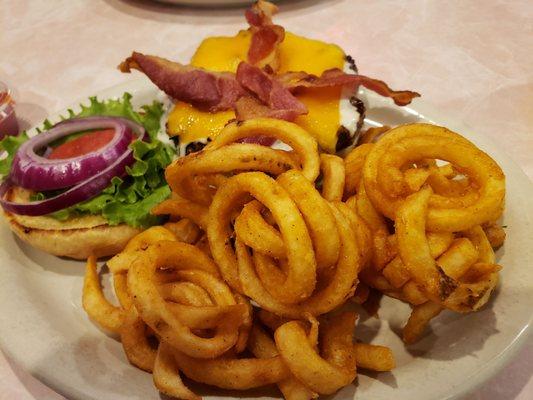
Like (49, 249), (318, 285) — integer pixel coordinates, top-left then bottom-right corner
(48, 129), (115, 159)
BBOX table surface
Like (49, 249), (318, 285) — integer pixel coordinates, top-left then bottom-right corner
(0, 0), (532, 399)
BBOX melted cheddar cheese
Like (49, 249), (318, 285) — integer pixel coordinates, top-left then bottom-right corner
(191, 30), (252, 73)
(278, 32), (344, 75)
(168, 30), (348, 152)
(167, 102), (235, 146)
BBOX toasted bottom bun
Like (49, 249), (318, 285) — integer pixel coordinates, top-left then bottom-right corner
(3, 187), (142, 260)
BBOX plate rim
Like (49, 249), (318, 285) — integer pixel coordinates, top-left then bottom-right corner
(0, 77), (532, 400)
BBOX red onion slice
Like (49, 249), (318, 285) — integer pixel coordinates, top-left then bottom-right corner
(0, 148), (134, 216)
(10, 117), (145, 191)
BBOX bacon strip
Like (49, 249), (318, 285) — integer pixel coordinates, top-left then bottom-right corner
(247, 25), (285, 68)
(119, 0), (420, 127)
(234, 96), (303, 122)
(246, 0), (285, 70)
(119, 52), (245, 112)
(119, 53), (307, 121)
(245, 0), (278, 26)
(279, 68), (420, 106)
(236, 62), (307, 120)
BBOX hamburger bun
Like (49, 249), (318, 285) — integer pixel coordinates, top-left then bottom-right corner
(3, 187), (141, 260)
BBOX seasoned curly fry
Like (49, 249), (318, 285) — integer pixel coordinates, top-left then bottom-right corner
(363, 124), (505, 232)
(83, 114), (505, 400)
(82, 255), (124, 333)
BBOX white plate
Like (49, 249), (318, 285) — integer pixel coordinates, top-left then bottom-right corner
(0, 78), (531, 400)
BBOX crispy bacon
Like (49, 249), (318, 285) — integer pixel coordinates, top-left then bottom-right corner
(235, 96), (304, 121)
(236, 63), (307, 120)
(119, 53), (307, 121)
(355, 75), (420, 106)
(245, 0), (278, 26)
(119, 52), (246, 111)
(279, 68), (420, 106)
(246, 1), (285, 70)
(119, 0), (420, 129)
(278, 69), (358, 88)
(247, 25), (285, 68)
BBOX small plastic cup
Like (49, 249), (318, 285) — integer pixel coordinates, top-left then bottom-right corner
(0, 82), (20, 140)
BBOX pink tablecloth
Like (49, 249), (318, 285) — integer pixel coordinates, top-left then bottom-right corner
(0, 0), (531, 399)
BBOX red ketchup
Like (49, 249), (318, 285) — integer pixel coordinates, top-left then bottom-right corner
(0, 83), (19, 139)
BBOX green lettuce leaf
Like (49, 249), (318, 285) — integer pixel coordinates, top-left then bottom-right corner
(0, 93), (175, 228)
(0, 133), (29, 176)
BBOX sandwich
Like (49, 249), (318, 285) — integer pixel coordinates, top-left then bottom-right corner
(0, 94), (174, 259)
(120, 0), (419, 155)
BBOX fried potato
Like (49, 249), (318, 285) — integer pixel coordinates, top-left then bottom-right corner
(208, 172), (317, 303)
(403, 301), (443, 344)
(249, 323), (317, 400)
(128, 241), (246, 358)
(359, 126), (390, 144)
(234, 200), (285, 259)
(237, 203), (361, 318)
(173, 349), (290, 390)
(81, 118), (506, 399)
(278, 170), (341, 270)
(482, 221), (506, 249)
(107, 226), (177, 274)
(152, 198), (209, 230)
(344, 143), (374, 198)
(319, 154), (345, 202)
(351, 283), (370, 305)
(275, 313), (357, 395)
(396, 188), (499, 313)
(113, 272), (133, 310)
(205, 118), (320, 182)
(153, 342), (199, 400)
(257, 309), (292, 332)
(233, 293), (254, 354)
(82, 255), (124, 333)
(163, 219), (202, 244)
(121, 306), (157, 372)
(353, 343), (395, 371)
(166, 118), (321, 206)
(363, 124), (505, 232)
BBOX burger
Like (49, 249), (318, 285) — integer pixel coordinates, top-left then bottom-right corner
(1, 1), (418, 260)
(0, 94), (174, 259)
(120, 0), (418, 156)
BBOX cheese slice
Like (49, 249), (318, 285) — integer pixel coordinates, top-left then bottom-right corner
(191, 30), (251, 73)
(277, 32), (344, 75)
(168, 30), (348, 152)
(166, 102), (235, 146)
